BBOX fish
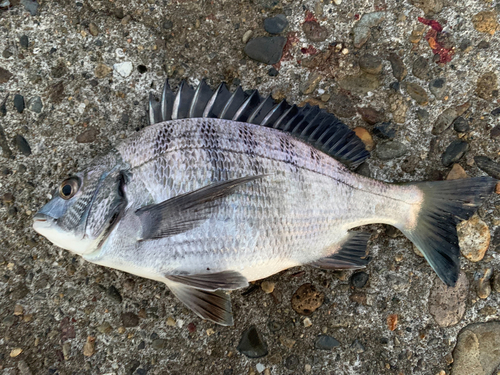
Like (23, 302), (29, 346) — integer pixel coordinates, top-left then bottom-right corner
(33, 80), (497, 326)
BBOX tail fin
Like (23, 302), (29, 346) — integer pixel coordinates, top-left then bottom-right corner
(400, 176), (496, 287)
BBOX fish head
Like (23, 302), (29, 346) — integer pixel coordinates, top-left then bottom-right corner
(33, 153), (127, 255)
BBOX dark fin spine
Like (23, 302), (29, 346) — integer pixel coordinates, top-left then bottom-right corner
(203, 83), (231, 118)
(148, 93), (161, 125)
(248, 95), (275, 124)
(400, 176), (497, 286)
(161, 80), (174, 121)
(189, 80), (214, 118)
(311, 232), (372, 270)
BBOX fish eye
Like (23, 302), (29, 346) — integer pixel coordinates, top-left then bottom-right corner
(59, 177), (81, 200)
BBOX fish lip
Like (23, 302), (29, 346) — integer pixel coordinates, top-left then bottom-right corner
(33, 213), (53, 222)
(33, 213), (56, 231)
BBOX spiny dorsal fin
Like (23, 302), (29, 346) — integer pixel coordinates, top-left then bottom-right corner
(148, 79), (370, 168)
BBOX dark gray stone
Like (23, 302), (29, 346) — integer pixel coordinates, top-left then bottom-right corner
(491, 107), (500, 116)
(359, 54), (383, 75)
(412, 56), (431, 80)
(315, 334), (340, 350)
(459, 38), (471, 51)
(453, 117), (469, 133)
(350, 272), (369, 288)
(28, 96), (42, 113)
(162, 20), (173, 30)
(121, 312), (139, 327)
(429, 78), (446, 99)
(19, 35), (29, 49)
(373, 122), (397, 139)
(267, 67), (279, 76)
(106, 285), (123, 303)
(152, 339), (167, 350)
(388, 53), (407, 81)
(474, 156), (500, 179)
(351, 339), (365, 353)
(21, 0), (39, 16)
(244, 36), (286, 65)
(14, 94), (25, 113)
(237, 325), (268, 358)
(375, 141), (408, 160)
(264, 14), (288, 34)
(441, 140), (468, 167)
(477, 40), (490, 49)
(15, 135), (31, 156)
(284, 354), (299, 369)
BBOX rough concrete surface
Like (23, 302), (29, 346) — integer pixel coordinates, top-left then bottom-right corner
(1, 0), (500, 374)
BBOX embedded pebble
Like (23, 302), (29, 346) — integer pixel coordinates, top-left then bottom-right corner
(493, 271), (500, 293)
(351, 339), (365, 353)
(453, 116), (469, 133)
(474, 156), (500, 179)
(432, 102), (470, 134)
(373, 122), (397, 139)
(388, 53), (407, 81)
(388, 93), (408, 123)
(121, 312), (139, 327)
(471, 11), (498, 34)
(405, 82), (428, 105)
(410, 0), (443, 14)
(315, 334), (340, 350)
(412, 56), (431, 80)
(106, 285), (122, 303)
(358, 53), (383, 75)
(350, 272), (369, 288)
(28, 96), (42, 113)
(429, 78), (446, 99)
(375, 141), (408, 160)
(19, 35), (29, 48)
(300, 72), (322, 95)
(452, 322), (500, 375)
(416, 108), (429, 124)
(291, 283), (324, 315)
(244, 37), (286, 65)
(97, 322), (113, 334)
(83, 336), (96, 357)
(353, 127), (374, 151)
(492, 107), (500, 116)
(10, 348), (23, 357)
(446, 164), (467, 180)
(475, 72), (498, 100)
(14, 94), (25, 113)
(260, 281), (275, 294)
(264, 14), (288, 34)
(152, 339), (167, 350)
(457, 214), (490, 262)
(89, 23), (99, 36)
(237, 326), (268, 358)
(15, 135), (31, 156)
(279, 335), (296, 349)
(428, 272), (468, 327)
(113, 62), (133, 78)
(76, 128), (99, 143)
(302, 21), (328, 42)
(441, 140), (468, 167)
(242, 30), (253, 44)
(352, 12), (386, 48)
(284, 355), (299, 370)
(17, 360), (32, 375)
(357, 107), (384, 125)
(303, 317), (312, 327)
(95, 63), (112, 79)
(0, 67), (13, 84)
(329, 93), (356, 118)
(338, 72), (381, 95)
(490, 125), (500, 138)
(21, 0), (38, 16)
(476, 268), (492, 299)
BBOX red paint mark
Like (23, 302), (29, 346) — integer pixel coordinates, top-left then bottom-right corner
(300, 45), (318, 55)
(418, 17), (443, 32)
(418, 17), (454, 64)
(304, 10), (317, 23)
(274, 32), (299, 69)
(354, 14), (360, 20)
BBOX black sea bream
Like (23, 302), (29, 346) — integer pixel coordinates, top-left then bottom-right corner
(33, 80), (497, 325)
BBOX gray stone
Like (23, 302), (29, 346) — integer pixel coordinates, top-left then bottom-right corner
(352, 12), (386, 48)
(152, 338), (167, 350)
(302, 21), (328, 42)
(17, 360), (32, 375)
(244, 36), (286, 65)
(351, 339), (365, 353)
(432, 102), (470, 134)
(416, 108), (429, 124)
(19, 35), (29, 49)
(350, 272), (369, 288)
(452, 322), (500, 375)
(405, 82), (428, 105)
(428, 272), (468, 327)
(106, 285), (123, 303)
(388, 53), (407, 81)
(264, 14), (288, 34)
(315, 335), (340, 350)
(474, 156), (500, 179)
(28, 96), (43, 113)
(412, 56), (431, 80)
(21, 0), (39, 16)
(375, 141), (408, 160)
(338, 72), (381, 95)
(15, 135), (31, 156)
(429, 78), (447, 99)
(14, 94), (25, 113)
(442, 140), (468, 167)
(76, 127), (99, 143)
(237, 325), (268, 358)
(453, 116), (469, 133)
(373, 122), (397, 139)
(330, 93), (356, 118)
(358, 54), (383, 75)
(121, 312), (139, 327)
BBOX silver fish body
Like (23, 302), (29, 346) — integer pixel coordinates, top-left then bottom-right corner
(33, 80), (497, 325)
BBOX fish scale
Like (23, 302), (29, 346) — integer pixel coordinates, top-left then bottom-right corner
(33, 80), (497, 325)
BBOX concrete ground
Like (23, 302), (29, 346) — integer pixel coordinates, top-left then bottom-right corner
(0, 0), (499, 374)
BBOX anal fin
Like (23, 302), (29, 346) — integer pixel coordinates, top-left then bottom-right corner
(166, 281), (234, 326)
(166, 270), (248, 291)
(311, 232), (372, 270)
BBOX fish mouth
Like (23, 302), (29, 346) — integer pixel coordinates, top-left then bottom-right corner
(33, 213), (56, 232)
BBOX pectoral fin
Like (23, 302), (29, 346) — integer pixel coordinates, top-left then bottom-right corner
(311, 231), (372, 270)
(136, 175), (266, 241)
(166, 270), (248, 291)
(166, 281), (235, 326)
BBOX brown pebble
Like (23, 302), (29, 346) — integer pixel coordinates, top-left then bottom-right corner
(357, 107), (385, 125)
(261, 281), (275, 294)
(76, 127), (99, 143)
(83, 336), (96, 357)
(457, 214), (490, 262)
(291, 283), (324, 315)
(94, 63), (112, 79)
(349, 292), (367, 305)
(477, 268), (492, 299)
(2, 192), (14, 203)
(472, 11), (498, 35)
(387, 314), (398, 331)
(446, 164), (468, 180)
(353, 127), (374, 151)
(496, 182), (500, 195)
(89, 23), (99, 36)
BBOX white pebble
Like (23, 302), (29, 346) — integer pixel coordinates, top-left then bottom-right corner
(256, 363), (265, 373)
(303, 317), (312, 327)
(333, 0), (342, 4)
(115, 48), (126, 58)
(113, 62), (133, 78)
(242, 30), (253, 44)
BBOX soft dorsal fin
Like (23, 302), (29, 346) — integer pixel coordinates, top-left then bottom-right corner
(148, 80), (370, 168)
